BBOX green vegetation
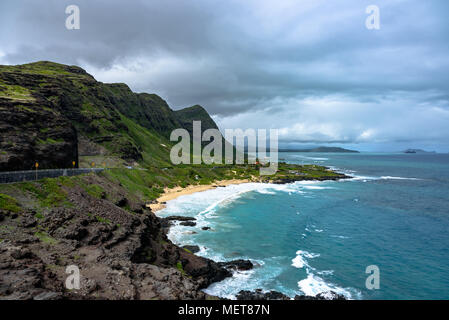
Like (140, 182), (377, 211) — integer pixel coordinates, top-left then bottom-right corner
(266, 163), (343, 182)
(17, 177), (72, 208)
(37, 137), (65, 145)
(0, 80), (35, 101)
(34, 213), (44, 219)
(34, 231), (58, 245)
(84, 184), (105, 199)
(95, 215), (111, 225)
(176, 261), (186, 276)
(0, 61), (79, 76)
(0, 194), (21, 213)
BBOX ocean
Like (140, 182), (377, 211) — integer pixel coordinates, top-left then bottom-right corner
(156, 153), (449, 300)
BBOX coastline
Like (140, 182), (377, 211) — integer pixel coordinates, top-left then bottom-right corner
(148, 169), (351, 213)
(153, 174), (354, 300)
(148, 179), (254, 212)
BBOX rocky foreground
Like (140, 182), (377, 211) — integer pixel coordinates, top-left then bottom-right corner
(0, 173), (234, 299)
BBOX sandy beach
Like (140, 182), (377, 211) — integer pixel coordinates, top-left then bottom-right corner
(148, 179), (253, 212)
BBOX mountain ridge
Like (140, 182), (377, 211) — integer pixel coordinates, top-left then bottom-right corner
(0, 61), (219, 171)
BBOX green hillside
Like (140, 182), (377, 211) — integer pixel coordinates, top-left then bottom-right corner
(0, 61), (219, 171)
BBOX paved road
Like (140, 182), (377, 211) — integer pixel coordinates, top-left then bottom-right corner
(0, 168), (105, 184)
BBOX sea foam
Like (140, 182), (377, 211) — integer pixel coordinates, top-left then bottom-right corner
(291, 250), (320, 269)
(157, 182), (302, 245)
(297, 273), (357, 299)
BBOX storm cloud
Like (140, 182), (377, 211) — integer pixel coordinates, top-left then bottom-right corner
(1, 0), (449, 151)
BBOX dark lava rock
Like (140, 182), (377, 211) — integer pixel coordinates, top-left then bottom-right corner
(11, 248), (35, 260)
(236, 289), (290, 300)
(165, 216), (196, 222)
(115, 197), (128, 207)
(65, 227), (88, 241)
(217, 259), (253, 271)
(162, 216), (197, 228)
(201, 227), (211, 231)
(237, 289), (347, 300)
(294, 291), (346, 300)
(180, 221), (196, 227)
(182, 245), (200, 253)
(21, 216), (37, 228)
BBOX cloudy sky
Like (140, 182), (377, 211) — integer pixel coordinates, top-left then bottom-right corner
(1, 0), (449, 151)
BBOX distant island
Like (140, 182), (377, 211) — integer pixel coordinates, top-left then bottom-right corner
(403, 149), (436, 154)
(279, 147), (359, 153)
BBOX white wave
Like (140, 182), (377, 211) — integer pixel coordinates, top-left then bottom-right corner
(314, 229), (324, 233)
(331, 235), (350, 239)
(317, 270), (334, 276)
(347, 174), (422, 182)
(348, 174), (378, 181)
(293, 180), (326, 185)
(297, 273), (357, 299)
(203, 269), (256, 299)
(326, 165), (422, 182)
(303, 185), (334, 190)
(380, 176), (421, 180)
(293, 155), (329, 161)
(291, 250), (320, 269)
(255, 189), (276, 195)
(203, 256), (289, 299)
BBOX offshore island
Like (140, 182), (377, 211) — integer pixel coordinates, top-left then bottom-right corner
(0, 61), (349, 300)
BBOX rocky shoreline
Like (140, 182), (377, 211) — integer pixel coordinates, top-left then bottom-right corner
(0, 174), (350, 300)
(0, 174), (239, 300)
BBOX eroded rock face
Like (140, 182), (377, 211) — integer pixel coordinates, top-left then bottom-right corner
(0, 97), (78, 171)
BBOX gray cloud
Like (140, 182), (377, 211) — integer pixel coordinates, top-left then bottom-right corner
(1, 0), (449, 151)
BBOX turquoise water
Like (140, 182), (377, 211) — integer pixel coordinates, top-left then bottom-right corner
(157, 153), (449, 299)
